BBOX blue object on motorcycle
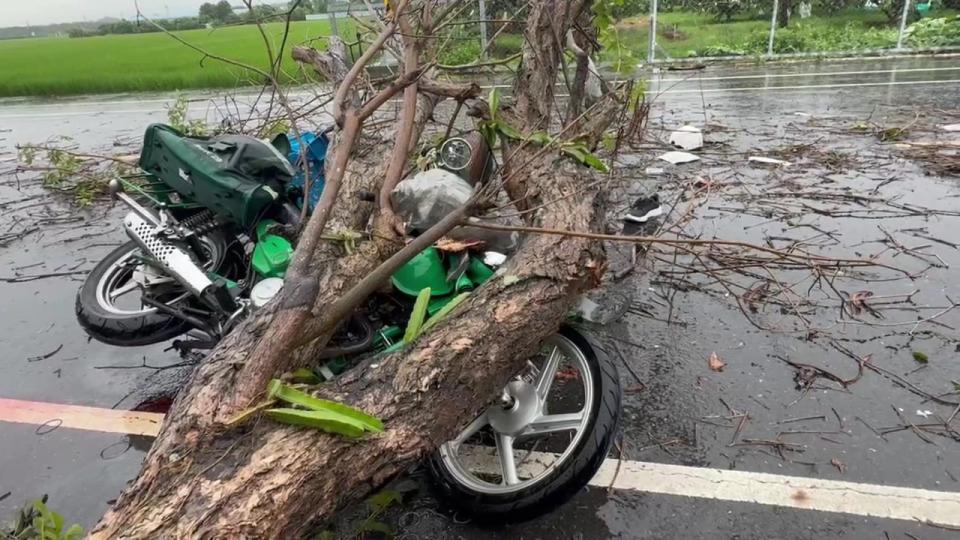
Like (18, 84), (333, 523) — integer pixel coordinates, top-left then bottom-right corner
(282, 131), (329, 211)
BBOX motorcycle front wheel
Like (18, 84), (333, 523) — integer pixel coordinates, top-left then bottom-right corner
(75, 241), (191, 346)
(427, 326), (621, 521)
(76, 232), (239, 346)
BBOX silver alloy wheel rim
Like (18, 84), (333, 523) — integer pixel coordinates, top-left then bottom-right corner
(95, 248), (158, 316)
(94, 236), (223, 316)
(437, 333), (594, 495)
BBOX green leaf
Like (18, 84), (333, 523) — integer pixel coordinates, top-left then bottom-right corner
(267, 379), (383, 432)
(403, 287), (432, 344)
(289, 367), (321, 384)
(561, 144), (609, 172)
(488, 88), (501, 122)
(527, 131), (552, 146)
(581, 152), (610, 172)
(497, 122), (523, 140)
(421, 293), (470, 334)
(479, 121), (498, 148)
(367, 489), (403, 513)
(64, 524), (84, 540)
(912, 351), (929, 364)
(265, 408), (366, 438)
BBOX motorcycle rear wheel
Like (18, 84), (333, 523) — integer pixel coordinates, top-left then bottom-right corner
(427, 326), (621, 521)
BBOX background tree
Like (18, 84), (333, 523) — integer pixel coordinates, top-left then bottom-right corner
(198, 2), (217, 23)
(214, 0), (235, 22)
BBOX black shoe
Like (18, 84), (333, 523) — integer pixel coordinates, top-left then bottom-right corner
(624, 194), (663, 223)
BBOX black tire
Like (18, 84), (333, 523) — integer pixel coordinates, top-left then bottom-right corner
(75, 241), (189, 346)
(426, 326), (622, 521)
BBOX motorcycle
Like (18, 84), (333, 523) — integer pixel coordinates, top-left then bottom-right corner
(75, 123), (621, 519)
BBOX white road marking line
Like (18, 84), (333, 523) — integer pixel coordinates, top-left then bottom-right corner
(3, 400), (960, 527)
(649, 65), (960, 84)
(591, 459), (960, 528)
(0, 66), (960, 108)
(0, 77), (953, 120)
(0, 398), (960, 527)
(652, 78), (960, 95)
(457, 445), (960, 528)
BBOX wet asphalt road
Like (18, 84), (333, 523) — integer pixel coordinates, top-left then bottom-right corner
(1, 55), (960, 538)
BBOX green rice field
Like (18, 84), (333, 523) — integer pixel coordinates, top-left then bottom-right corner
(0, 21), (353, 97)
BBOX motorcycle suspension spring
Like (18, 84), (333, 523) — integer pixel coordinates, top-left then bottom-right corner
(179, 210), (222, 236)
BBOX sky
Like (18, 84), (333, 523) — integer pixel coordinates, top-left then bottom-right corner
(0, 0), (214, 27)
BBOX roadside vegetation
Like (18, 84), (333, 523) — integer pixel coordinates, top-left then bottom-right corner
(0, 0), (957, 97)
(0, 20), (353, 97)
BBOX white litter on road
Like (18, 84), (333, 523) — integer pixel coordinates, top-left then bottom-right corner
(659, 151), (700, 164)
(942, 124), (960, 132)
(669, 125), (704, 151)
(749, 156), (791, 167)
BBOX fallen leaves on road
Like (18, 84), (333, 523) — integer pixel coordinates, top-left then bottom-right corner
(831, 458), (846, 474)
(708, 351), (726, 372)
(847, 290), (882, 318)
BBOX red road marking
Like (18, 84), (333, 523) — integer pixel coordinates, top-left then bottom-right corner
(0, 398), (163, 437)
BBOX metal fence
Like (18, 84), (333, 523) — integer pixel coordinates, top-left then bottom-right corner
(323, 0), (955, 64)
(642, 0), (955, 63)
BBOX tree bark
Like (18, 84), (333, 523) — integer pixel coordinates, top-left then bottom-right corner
(92, 1), (610, 537)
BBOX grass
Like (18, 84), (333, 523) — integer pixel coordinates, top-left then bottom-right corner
(0, 11), (955, 97)
(0, 20), (356, 97)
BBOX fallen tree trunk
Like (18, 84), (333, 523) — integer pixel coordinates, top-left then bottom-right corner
(92, 1), (608, 537)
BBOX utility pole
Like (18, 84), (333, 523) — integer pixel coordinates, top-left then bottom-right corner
(896, 0), (912, 49)
(478, 0), (489, 59)
(767, 0), (779, 56)
(647, 0), (658, 63)
(328, 1), (341, 38)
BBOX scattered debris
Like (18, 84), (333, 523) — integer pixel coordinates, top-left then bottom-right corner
(658, 151), (699, 164)
(896, 140), (960, 177)
(912, 351), (929, 364)
(27, 344), (64, 362)
(776, 354), (867, 391)
(668, 125), (703, 151)
(748, 156), (791, 167)
(435, 238), (484, 252)
(645, 167), (665, 176)
(942, 124), (960, 132)
(624, 195), (663, 223)
(830, 458), (846, 473)
(917, 410), (933, 418)
(708, 351), (726, 372)
(847, 290), (881, 318)
(741, 281), (771, 313)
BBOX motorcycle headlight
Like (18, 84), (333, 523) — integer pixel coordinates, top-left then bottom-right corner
(438, 138), (473, 171)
